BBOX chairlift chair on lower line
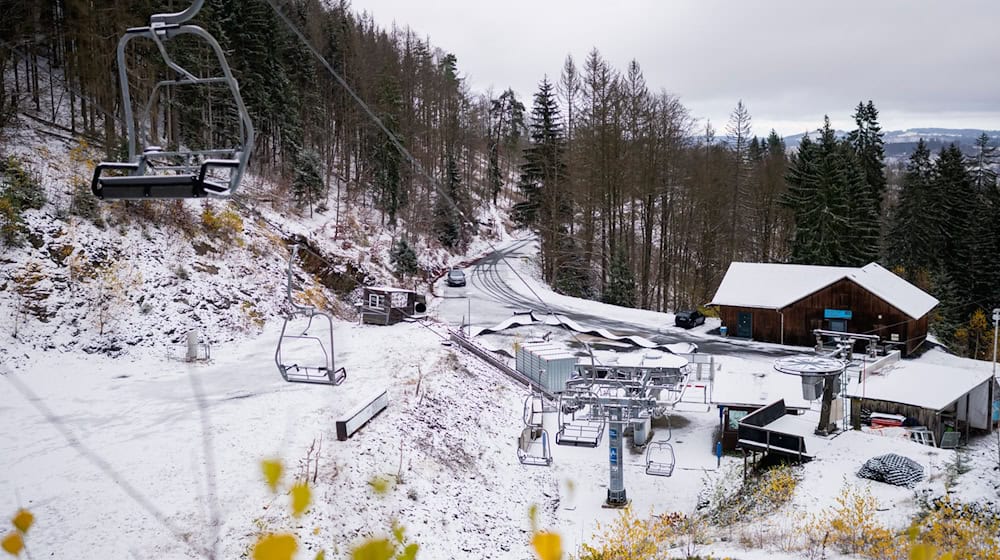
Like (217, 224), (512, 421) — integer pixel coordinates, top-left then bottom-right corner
(645, 440), (676, 477)
(517, 426), (553, 467)
(274, 245), (346, 386)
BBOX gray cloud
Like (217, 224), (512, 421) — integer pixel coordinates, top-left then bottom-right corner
(354, 0), (1000, 136)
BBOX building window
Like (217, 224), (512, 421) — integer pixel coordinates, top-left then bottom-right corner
(368, 294), (384, 308)
(828, 319), (847, 332)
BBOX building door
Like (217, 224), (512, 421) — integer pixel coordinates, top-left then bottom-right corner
(828, 319), (847, 332)
(737, 312), (752, 338)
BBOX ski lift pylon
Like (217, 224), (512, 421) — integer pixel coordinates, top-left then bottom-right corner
(274, 245), (346, 386)
(645, 441), (676, 477)
(91, 0), (255, 200)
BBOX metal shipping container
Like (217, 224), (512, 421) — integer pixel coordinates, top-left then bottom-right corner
(516, 343), (577, 393)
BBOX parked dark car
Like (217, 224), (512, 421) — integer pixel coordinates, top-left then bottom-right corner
(674, 309), (705, 329)
(446, 268), (466, 287)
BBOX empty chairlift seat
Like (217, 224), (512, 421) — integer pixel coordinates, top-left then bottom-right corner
(645, 441), (676, 477)
(91, 1), (254, 200)
(517, 426), (553, 467)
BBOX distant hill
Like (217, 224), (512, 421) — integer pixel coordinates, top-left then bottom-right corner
(783, 128), (1000, 159)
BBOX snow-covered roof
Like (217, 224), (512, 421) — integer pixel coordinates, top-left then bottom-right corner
(711, 369), (813, 410)
(844, 357), (993, 410)
(366, 286), (416, 293)
(582, 350), (689, 370)
(709, 262), (938, 320)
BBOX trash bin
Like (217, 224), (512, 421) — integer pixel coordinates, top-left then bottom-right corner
(720, 326), (728, 337)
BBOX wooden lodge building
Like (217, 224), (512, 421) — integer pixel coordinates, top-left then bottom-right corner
(709, 263), (939, 356)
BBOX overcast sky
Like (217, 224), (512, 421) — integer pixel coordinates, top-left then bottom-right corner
(351, 0), (1000, 138)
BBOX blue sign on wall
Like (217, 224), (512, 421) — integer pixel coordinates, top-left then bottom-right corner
(824, 309), (852, 320)
(609, 447), (618, 465)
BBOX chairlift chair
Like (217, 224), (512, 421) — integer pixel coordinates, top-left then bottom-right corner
(91, 0), (254, 200)
(645, 441), (676, 477)
(274, 245), (346, 386)
(555, 392), (605, 448)
(523, 392), (545, 428)
(517, 426), (553, 467)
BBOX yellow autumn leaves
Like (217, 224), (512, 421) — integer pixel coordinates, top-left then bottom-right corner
(1, 509), (33, 557)
(252, 458), (318, 560)
(528, 503), (563, 560)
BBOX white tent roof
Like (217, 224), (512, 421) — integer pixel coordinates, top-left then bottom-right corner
(844, 356), (993, 411)
(709, 262), (938, 320)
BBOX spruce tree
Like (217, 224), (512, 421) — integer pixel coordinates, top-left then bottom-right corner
(513, 77), (570, 285)
(782, 117), (878, 266)
(967, 133), (998, 193)
(389, 237), (419, 279)
(434, 154), (465, 250)
(886, 139), (935, 279)
(602, 245), (636, 308)
(933, 143), (977, 309)
(847, 101), (887, 216)
(291, 148), (323, 210)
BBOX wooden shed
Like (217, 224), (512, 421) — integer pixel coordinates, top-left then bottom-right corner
(844, 355), (994, 447)
(361, 286), (427, 325)
(710, 262), (938, 356)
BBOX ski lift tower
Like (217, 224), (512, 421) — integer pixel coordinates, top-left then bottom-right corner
(556, 361), (688, 507)
(773, 356), (845, 436)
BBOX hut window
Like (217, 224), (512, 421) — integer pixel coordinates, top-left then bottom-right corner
(369, 294), (385, 308)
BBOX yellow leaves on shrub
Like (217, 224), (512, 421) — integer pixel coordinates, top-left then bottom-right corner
(531, 531), (562, 560)
(9, 510), (32, 535)
(262, 459), (283, 493)
(252, 533), (298, 560)
(368, 475), (393, 495)
(351, 538), (395, 560)
(290, 483), (311, 518)
(1, 532), (23, 556)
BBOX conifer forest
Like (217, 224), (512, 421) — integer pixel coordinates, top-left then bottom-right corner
(3, 0), (1000, 359)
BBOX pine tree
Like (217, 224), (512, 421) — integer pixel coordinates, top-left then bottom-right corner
(370, 75), (405, 226)
(847, 101), (887, 216)
(434, 154), (465, 250)
(782, 117), (877, 266)
(291, 148), (323, 211)
(602, 245), (636, 308)
(886, 139), (935, 279)
(934, 144), (977, 310)
(967, 133), (998, 193)
(389, 237), (419, 279)
(513, 77), (569, 284)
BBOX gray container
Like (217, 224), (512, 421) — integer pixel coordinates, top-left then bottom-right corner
(632, 413), (651, 447)
(516, 343), (576, 392)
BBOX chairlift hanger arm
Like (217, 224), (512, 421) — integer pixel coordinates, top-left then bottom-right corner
(150, 0), (205, 26)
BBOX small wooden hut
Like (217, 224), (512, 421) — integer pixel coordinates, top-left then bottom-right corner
(361, 286), (427, 325)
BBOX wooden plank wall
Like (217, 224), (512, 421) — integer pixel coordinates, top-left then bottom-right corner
(850, 397), (943, 444)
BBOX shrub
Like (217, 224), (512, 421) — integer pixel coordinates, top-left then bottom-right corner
(201, 205), (244, 242)
(802, 484), (899, 559)
(0, 156), (46, 210)
(69, 179), (104, 228)
(0, 156), (45, 246)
